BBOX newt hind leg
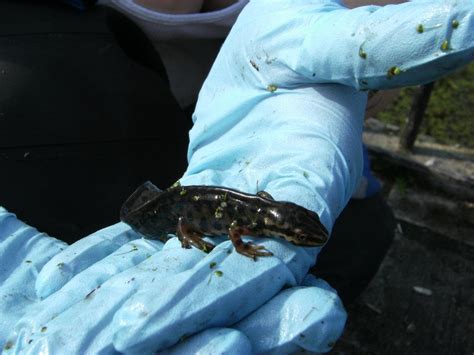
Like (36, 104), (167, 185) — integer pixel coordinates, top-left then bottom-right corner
(177, 217), (215, 253)
(228, 222), (273, 259)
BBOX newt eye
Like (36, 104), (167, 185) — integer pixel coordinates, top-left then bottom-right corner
(297, 234), (307, 242)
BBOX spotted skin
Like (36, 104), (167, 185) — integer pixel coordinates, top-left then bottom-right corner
(120, 181), (329, 259)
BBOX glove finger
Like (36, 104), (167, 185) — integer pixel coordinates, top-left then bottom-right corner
(7, 238), (162, 346)
(0, 208), (66, 284)
(241, 0), (474, 89)
(9, 243), (204, 354)
(35, 222), (140, 299)
(112, 240), (297, 353)
(235, 278), (346, 354)
(163, 327), (252, 355)
(0, 208), (66, 350)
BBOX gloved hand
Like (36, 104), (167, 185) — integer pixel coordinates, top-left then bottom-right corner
(1, 210), (344, 354)
(2, 0), (474, 353)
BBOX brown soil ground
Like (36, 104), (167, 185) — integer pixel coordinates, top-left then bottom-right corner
(332, 121), (474, 354)
(333, 222), (474, 354)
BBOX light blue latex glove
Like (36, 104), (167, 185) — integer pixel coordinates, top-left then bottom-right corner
(1, 211), (344, 354)
(2, 0), (474, 353)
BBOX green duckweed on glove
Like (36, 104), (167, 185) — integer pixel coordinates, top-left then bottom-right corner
(2, 0), (474, 353)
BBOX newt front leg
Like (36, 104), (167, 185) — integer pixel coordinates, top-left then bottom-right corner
(177, 217), (215, 253)
(228, 221), (273, 259)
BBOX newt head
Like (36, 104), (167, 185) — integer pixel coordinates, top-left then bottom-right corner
(262, 203), (329, 247)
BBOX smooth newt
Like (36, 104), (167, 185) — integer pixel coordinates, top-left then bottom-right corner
(120, 181), (329, 259)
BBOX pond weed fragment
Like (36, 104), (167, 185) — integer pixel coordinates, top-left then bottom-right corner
(387, 66), (402, 78)
(267, 84), (278, 92)
(250, 60), (259, 71)
(441, 40), (450, 52)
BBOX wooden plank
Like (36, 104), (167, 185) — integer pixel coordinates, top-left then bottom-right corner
(333, 223), (474, 354)
(399, 82), (435, 152)
(367, 144), (474, 200)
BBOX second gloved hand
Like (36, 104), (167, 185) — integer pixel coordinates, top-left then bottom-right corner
(3, 218), (345, 354)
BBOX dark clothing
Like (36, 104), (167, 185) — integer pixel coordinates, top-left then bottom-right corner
(314, 193), (396, 304)
(0, 3), (190, 238)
